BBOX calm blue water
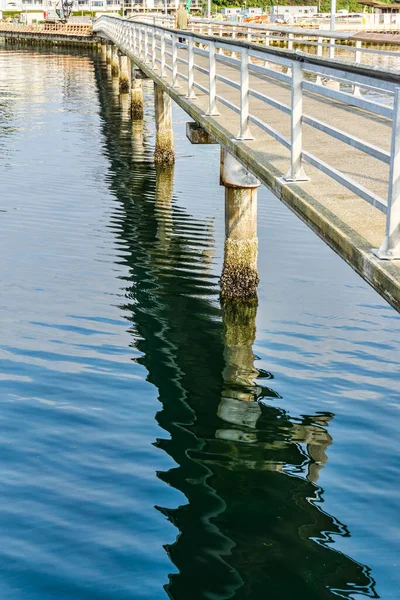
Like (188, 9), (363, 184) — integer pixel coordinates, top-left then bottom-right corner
(0, 46), (399, 599)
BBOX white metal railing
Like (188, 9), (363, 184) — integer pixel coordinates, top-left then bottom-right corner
(94, 16), (400, 259)
(130, 14), (400, 72)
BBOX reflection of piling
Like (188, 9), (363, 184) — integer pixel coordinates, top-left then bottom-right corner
(221, 299), (260, 401)
(106, 42), (112, 64)
(111, 46), (119, 77)
(131, 64), (144, 119)
(119, 54), (131, 92)
(217, 299), (262, 443)
(101, 41), (107, 62)
(220, 149), (260, 300)
(155, 165), (174, 246)
(120, 90), (131, 123)
(131, 118), (145, 158)
(292, 414), (333, 484)
(154, 83), (175, 166)
(155, 165), (174, 204)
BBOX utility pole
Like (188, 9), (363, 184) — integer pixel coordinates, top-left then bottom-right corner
(330, 0), (336, 30)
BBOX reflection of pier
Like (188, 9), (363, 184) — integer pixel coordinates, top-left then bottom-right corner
(93, 54), (378, 600)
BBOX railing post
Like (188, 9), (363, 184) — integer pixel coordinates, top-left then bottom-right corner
(285, 61), (308, 182)
(264, 32), (271, 69)
(205, 40), (219, 115)
(236, 47), (253, 140)
(144, 25), (149, 62)
(218, 24), (223, 54)
(186, 36), (197, 99)
(160, 29), (166, 77)
(152, 26), (157, 69)
(138, 25), (143, 59)
(353, 40), (362, 97)
(316, 36), (323, 85)
(374, 88), (400, 259)
(133, 25), (137, 55)
(129, 24), (133, 54)
(329, 35), (335, 60)
(172, 34), (181, 88)
(231, 26), (237, 59)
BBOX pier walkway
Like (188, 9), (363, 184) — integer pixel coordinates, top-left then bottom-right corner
(93, 16), (400, 309)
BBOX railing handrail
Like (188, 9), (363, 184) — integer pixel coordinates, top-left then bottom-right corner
(97, 15), (400, 83)
(94, 15), (400, 258)
(128, 12), (400, 44)
(126, 13), (400, 72)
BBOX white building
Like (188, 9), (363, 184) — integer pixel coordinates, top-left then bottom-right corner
(269, 4), (318, 23)
(221, 7), (241, 16)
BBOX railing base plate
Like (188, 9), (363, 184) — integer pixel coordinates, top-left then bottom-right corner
(372, 248), (400, 261)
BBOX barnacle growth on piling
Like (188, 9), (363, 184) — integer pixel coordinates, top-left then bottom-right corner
(154, 131), (175, 166)
(111, 58), (120, 77)
(131, 90), (144, 119)
(220, 238), (259, 300)
(119, 72), (130, 93)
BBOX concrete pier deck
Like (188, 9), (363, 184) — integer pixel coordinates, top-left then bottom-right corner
(0, 25), (99, 46)
(115, 41), (400, 311)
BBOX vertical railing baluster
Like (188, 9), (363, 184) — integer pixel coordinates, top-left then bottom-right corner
(205, 40), (219, 115)
(138, 25), (143, 59)
(129, 24), (133, 54)
(218, 24), (223, 54)
(144, 26), (149, 62)
(316, 36), (323, 85)
(264, 32), (271, 69)
(152, 26), (157, 69)
(231, 26), (237, 59)
(353, 40), (362, 96)
(236, 47), (253, 140)
(285, 61), (308, 181)
(375, 88), (400, 259)
(161, 29), (166, 76)
(172, 34), (180, 88)
(329, 34), (335, 59)
(186, 36), (196, 99)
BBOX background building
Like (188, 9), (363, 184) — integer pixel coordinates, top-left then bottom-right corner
(269, 4), (318, 23)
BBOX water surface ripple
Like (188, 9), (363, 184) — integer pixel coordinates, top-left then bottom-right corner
(0, 46), (399, 600)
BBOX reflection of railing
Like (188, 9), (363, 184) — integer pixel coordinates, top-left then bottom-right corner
(131, 13), (400, 69)
(96, 16), (400, 258)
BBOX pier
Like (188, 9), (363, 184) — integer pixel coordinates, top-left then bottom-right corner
(92, 16), (400, 309)
(0, 22), (98, 46)
(1, 23), (400, 599)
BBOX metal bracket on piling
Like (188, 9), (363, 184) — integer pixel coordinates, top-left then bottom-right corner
(220, 149), (261, 189)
